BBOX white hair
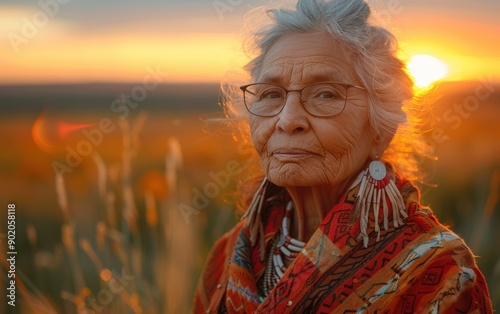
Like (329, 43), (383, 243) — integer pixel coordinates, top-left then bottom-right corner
(220, 0), (430, 183)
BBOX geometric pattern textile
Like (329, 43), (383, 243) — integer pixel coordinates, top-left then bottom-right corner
(193, 172), (493, 313)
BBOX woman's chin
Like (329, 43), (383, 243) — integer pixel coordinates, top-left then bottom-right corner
(268, 169), (325, 187)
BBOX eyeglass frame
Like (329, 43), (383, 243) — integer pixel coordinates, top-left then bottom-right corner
(239, 81), (367, 117)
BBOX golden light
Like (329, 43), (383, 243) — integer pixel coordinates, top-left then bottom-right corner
(407, 54), (449, 88)
(100, 268), (112, 282)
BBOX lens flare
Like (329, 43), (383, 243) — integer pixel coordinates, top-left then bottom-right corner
(32, 112), (94, 154)
(58, 122), (94, 139)
(32, 114), (59, 154)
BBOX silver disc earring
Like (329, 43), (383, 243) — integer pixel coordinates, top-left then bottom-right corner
(353, 160), (408, 247)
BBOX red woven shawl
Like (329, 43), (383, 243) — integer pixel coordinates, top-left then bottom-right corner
(193, 177), (492, 313)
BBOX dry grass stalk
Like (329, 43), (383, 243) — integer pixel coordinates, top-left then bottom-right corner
(484, 170), (500, 218)
(60, 291), (84, 311)
(30, 111), (199, 312)
(27, 223), (37, 247)
(145, 191), (158, 227)
(106, 191), (117, 229)
(79, 238), (104, 271)
(55, 172), (70, 223)
(162, 136), (197, 314)
(62, 223), (85, 294)
(92, 152), (108, 199)
(471, 169), (500, 249)
(166, 137), (183, 194)
(119, 115), (148, 234)
(96, 221), (106, 250)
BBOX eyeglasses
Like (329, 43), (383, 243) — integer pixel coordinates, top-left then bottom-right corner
(240, 82), (366, 117)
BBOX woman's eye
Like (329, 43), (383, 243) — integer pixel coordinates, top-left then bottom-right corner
(315, 90), (341, 100)
(319, 91), (335, 99)
(261, 90), (282, 99)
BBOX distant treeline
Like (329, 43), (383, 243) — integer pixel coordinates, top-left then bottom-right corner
(0, 83), (221, 114)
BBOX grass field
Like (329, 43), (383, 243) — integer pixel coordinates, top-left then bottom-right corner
(0, 81), (499, 313)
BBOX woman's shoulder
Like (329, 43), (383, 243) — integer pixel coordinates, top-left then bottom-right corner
(406, 199), (449, 229)
(406, 202), (473, 252)
(388, 202), (494, 312)
(193, 220), (247, 312)
(402, 201), (487, 284)
(208, 219), (247, 258)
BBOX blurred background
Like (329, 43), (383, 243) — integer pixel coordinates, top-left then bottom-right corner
(1, 0), (499, 313)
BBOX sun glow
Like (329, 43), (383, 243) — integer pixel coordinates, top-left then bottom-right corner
(407, 54), (449, 88)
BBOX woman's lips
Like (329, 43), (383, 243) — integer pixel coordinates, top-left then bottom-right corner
(272, 148), (318, 160)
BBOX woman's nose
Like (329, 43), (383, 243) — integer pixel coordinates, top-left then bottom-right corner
(275, 93), (310, 134)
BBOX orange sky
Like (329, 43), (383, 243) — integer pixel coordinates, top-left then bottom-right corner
(1, 2), (499, 85)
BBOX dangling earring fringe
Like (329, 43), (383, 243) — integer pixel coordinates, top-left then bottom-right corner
(240, 177), (269, 261)
(351, 161), (408, 248)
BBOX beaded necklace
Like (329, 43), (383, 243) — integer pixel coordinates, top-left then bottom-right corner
(260, 200), (305, 297)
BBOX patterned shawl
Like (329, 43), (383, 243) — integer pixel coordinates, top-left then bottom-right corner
(193, 173), (493, 313)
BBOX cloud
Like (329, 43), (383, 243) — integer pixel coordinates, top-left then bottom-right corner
(2, 0), (270, 37)
(0, 4), (75, 43)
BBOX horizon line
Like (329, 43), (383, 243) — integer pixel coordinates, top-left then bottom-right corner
(0, 78), (499, 87)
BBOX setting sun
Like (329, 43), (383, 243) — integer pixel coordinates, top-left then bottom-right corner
(407, 54), (449, 88)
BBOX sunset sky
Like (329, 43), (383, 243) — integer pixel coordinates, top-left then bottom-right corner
(1, 0), (499, 85)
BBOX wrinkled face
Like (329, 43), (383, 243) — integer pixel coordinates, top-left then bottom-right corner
(250, 32), (378, 187)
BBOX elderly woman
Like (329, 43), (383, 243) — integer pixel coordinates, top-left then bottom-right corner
(193, 0), (493, 312)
